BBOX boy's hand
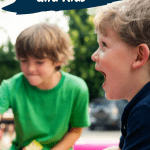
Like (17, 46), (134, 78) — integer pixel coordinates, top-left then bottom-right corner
(22, 140), (43, 150)
(104, 146), (121, 150)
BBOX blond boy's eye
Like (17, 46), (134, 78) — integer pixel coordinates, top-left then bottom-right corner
(102, 42), (107, 47)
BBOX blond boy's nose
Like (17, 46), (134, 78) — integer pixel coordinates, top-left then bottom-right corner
(91, 51), (98, 62)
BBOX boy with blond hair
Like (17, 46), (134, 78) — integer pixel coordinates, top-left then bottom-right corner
(91, 0), (150, 149)
(0, 23), (90, 150)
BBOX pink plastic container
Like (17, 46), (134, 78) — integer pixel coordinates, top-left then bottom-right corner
(74, 139), (119, 150)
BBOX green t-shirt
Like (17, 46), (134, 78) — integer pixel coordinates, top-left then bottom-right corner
(0, 71), (90, 150)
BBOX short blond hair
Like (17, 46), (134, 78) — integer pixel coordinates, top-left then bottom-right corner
(94, 0), (150, 48)
(15, 23), (74, 69)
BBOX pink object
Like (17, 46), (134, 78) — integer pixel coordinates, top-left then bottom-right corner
(74, 140), (119, 150)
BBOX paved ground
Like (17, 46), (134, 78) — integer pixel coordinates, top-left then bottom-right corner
(0, 128), (121, 149)
(77, 128), (121, 144)
(81, 128), (121, 139)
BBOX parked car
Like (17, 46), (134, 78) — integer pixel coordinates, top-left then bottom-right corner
(89, 97), (128, 130)
(0, 108), (14, 124)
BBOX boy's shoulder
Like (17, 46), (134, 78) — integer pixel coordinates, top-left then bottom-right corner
(62, 71), (86, 83)
(129, 90), (150, 117)
(122, 90), (150, 150)
(62, 71), (88, 90)
(1, 72), (24, 85)
(135, 93), (150, 108)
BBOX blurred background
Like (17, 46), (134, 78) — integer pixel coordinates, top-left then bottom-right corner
(0, 0), (128, 149)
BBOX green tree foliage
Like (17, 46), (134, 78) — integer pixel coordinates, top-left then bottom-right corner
(64, 9), (104, 101)
(0, 39), (20, 84)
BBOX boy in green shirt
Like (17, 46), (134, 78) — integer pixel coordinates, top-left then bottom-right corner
(0, 23), (90, 150)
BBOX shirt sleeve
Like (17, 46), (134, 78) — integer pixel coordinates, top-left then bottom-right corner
(0, 81), (10, 114)
(69, 82), (91, 128)
(122, 105), (150, 150)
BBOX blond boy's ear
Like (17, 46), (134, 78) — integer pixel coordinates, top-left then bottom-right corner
(132, 44), (150, 69)
(54, 61), (63, 67)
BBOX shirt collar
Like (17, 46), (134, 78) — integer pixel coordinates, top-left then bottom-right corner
(124, 82), (150, 113)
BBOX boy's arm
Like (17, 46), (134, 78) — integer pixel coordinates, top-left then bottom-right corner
(0, 114), (4, 140)
(51, 127), (83, 150)
(0, 114), (2, 121)
(22, 127), (83, 150)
